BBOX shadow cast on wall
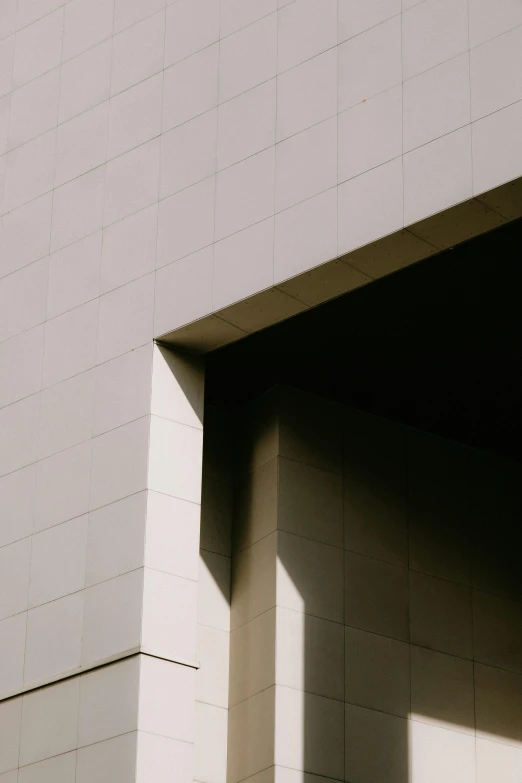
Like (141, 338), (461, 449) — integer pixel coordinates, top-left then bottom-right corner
(199, 386), (522, 783)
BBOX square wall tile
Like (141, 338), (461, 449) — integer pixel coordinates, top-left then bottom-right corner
(338, 84), (402, 182)
(96, 273), (154, 364)
(160, 109), (217, 200)
(81, 569), (144, 665)
(139, 655), (195, 742)
(198, 551), (231, 632)
(229, 609), (275, 707)
(409, 571), (473, 659)
(345, 550), (409, 641)
(197, 625), (230, 709)
(219, 13), (277, 103)
(93, 343), (153, 437)
(135, 732), (193, 783)
(165, 0), (219, 67)
(42, 299), (99, 388)
(13, 9), (63, 89)
(234, 458), (278, 553)
(274, 187), (337, 284)
(111, 11), (164, 96)
(276, 606), (344, 701)
(338, 0), (401, 41)
(145, 490), (200, 581)
(275, 117), (337, 213)
(217, 80), (276, 171)
(54, 101), (109, 188)
(63, 0), (113, 61)
(29, 516), (87, 608)
(141, 568), (198, 661)
(0, 464), (35, 548)
(150, 345), (204, 428)
(47, 232), (102, 320)
(86, 492), (147, 587)
(0, 610), (27, 696)
(104, 138), (160, 227)
(410, 646), (474, 732)
(403, 53), (470, 153)
(163, 43), (219, 132)
(108, 73), (163, 160)
(472, 100), (522, 196)
(101, 203), (157, 294)
(345, 702), (408, 783)
(24, 592), (84, 685)
(475, 663), (522, 747)
(0, 257), (48, 344)
(277, 531), (344, 623)
(50, 166), (105, 253)
(37, 369), (96, 460)
(0, 36), (14, 99)
(227, 688), (275, 783)
(19, 680), (79, 767)
(156, 176), (215, 269)
(278, 457), (343, 547)
(277, 0), (337, 73)
(89, 416), (150, 511)
(76, 732), (138, 783)
(345, 626), (410, 717)
(4, 129), (55, 213)
(410, 720), (476, 783)
(148, 414), (204, 503)
(470, 26), (522, 121)
(404, 126), (473, 225)
(59, 39), (112, 124)
(402, 0), (469, 81)
(275, 686), (344, 779)
(8, 68), (60, 151)
(0, 698), (21, 774)
(277, 48), (337, 142)
(34, 441), (91, 532)
(216, 147), (275, 242)
(0, 393), (40, 477)
(338, 15), (401, 112)
(473, 589), (522, 674)
(155, 248), (213, 335)
(338, 157), (404, 255)
(213, 217), (274, 311)
(0, 537), (31, 621)
(0, 192), (52, 278)
(78, 656), (140, 746)
(231, 533), (277, 630)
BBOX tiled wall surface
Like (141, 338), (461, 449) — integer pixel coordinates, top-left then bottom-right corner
(0, 655), (195, 782)
(1, 0), (522, 347)
(227, 387), (522, 783)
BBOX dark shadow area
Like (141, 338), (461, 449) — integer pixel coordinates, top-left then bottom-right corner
(206, 218), (522, 463)
(201, 218), (522, 782)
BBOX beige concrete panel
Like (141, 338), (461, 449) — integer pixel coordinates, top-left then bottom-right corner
(410, 646), (475, 732)
(345, 551), (409, 642)
(345, 702), (408, 783)
(409, 571), (473, 659)
(229, 608), (276, 707)
(345, 626), (410, 718)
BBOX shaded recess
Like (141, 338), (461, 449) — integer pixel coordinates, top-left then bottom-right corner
(206, 218), (522, 462)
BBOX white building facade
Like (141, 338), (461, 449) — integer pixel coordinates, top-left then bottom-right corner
(1, 0), (522, 780)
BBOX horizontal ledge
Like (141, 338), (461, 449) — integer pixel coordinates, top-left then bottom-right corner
(157, 177), (522, 354)
(0, 647), (200, 704)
